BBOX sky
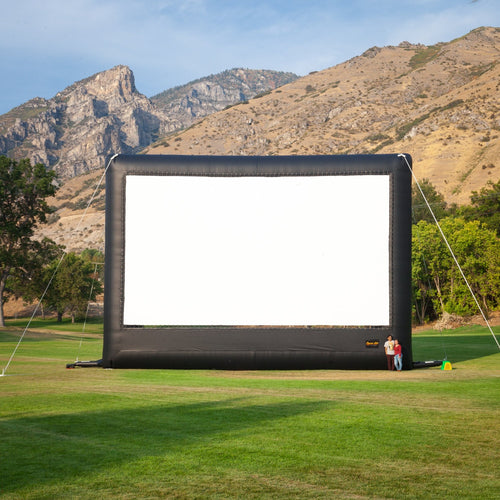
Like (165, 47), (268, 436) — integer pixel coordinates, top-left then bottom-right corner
(1, 0), (498, 115)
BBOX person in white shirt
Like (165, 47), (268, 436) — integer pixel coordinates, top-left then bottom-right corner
(384, 335), (395, 371)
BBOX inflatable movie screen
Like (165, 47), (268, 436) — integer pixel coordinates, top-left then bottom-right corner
(102, 154), (412, 369)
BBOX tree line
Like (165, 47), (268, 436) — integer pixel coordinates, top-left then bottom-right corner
(412, 178), (500, 324)
(0, 155), (499, 327)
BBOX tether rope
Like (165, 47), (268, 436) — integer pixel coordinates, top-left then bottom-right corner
(1, 154), (118, 377)
(398, 153), (500, 350)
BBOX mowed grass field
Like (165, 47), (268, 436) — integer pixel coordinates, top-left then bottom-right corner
(1, 320), (499, 499)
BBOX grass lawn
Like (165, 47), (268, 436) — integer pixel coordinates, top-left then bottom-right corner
(0, 321), (499, 499)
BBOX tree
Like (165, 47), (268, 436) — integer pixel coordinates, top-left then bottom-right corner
(6, 238), (63, 319)
(80, 248), (105, 281)
(441, 218), (500, 316)
(412, 217), (500, 323)
(411, 178), (452, 224)
(43, 252), (103, 322)
(459, 179), (500, 236)
(412, 220), (451, 323)
(0, 156), (58, 326)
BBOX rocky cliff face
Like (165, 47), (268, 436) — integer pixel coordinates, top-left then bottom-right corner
(0, 66), (160, 177)
(0, 66), (297, 178)
(151, 68), (298, 132)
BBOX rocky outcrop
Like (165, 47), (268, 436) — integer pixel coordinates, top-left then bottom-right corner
(0, 66), (159, 177)
(151, 68), (298, 132)
(0, 66), (297, 178)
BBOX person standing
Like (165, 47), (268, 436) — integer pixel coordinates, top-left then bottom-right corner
(384, 335), (395, 371)
(394, 339), (403, 371)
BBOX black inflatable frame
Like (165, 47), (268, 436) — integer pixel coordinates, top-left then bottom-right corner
(102, 154), (412, 369)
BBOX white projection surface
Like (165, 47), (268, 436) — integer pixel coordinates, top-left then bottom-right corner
(123, 175), (390, 326)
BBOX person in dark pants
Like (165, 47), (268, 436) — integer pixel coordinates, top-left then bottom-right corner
(384, 335), (395, 371)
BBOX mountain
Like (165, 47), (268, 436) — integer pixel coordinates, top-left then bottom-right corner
(37, 27), (500, 252)
(0, 66), (157, 177)
(151, 68), (298, 132)
(146, 27), (499, 204)
(0, 67), (298, 178)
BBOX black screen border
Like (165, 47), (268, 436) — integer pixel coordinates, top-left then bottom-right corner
(102, 154), (412, 369)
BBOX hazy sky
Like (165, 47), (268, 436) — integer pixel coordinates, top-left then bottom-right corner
(1, 0), (498, 114)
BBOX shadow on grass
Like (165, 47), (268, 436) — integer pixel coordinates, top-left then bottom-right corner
(3, 317), (103, 335)
(0, 329), (99, 343)
(1, 398), (329, 493)
(412, 331), (500, 363)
